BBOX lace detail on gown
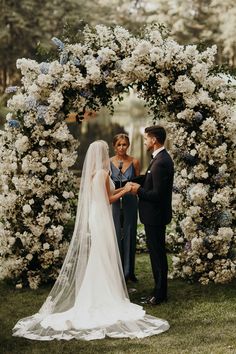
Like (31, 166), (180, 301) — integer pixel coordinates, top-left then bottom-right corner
(12, 172), (169, 341)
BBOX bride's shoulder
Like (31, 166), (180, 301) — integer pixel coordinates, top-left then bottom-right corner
(93, 169), (109, 180)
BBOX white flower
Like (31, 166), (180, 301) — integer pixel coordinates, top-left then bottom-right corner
(50, 162), (57, 170)
(172, 256), (180, 265)
(15, 283), (23, 289)
(149, 30), (163, 45)
(54, 250), (60, 258)
(197, 88), (214, 106)
(191, 63), (209, 83)
(62, 191), (70, 199)
(183, 266), (192, 275)
(181, 169), (188, 178)
(217, 227), (233, 241)
(86, 59), (101, 82)
(26, 253), (33, 261)
(209, 271), (215, 279)
(177, 237), (184, 243)
(52, 123), (71, 142)
(191, 237), (203, 252)
(15, 135), (30, 153)
(200, 117), (217, 135)
(7, 93), (27, 111)
(39, 140), (45, 146)
(207, 253), (213, 259)
(190, 149), (197, 156)
(121, 58), (135, 73)
(43, 243), (50, 250)
(23, 204), (32, 214)
(149, 47), (164, 64)
(48, 92), (64, 110)
(175, 75), (196, 95)
(9, 237), (15, 246)
(133, 40), (152, 58)
(189, 183), (208, 205)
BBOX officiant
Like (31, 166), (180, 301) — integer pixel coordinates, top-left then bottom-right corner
(110, 134), (140, 283)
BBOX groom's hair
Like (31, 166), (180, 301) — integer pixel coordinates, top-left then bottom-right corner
(145, 125), (166, 145)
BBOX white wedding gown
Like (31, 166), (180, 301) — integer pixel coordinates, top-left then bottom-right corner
(13, 144), (169, 341)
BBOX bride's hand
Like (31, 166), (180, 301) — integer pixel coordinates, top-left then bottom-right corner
(124, 182), (132, 193)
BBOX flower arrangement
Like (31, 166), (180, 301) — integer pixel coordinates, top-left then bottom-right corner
(0, 24), (235, 287)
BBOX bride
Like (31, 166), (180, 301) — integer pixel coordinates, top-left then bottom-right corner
(13, 140), (169, 341)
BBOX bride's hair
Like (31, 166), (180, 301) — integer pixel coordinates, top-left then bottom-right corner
(86, 140), (110, 177)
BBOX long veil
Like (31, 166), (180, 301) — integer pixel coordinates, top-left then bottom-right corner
(13, 140), (169, 341)
(12, 141), (127, 337)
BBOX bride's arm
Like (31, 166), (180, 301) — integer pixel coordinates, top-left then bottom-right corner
(105, 174), (131, 204)
(112, 187), (124, 195)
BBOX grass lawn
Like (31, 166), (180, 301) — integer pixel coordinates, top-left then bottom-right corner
(1, 253), (236, 354)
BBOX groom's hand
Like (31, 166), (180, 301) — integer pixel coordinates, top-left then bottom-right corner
(130, 182), (141, 194)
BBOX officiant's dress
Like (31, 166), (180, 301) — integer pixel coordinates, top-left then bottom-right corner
(13, 141), (169, 341)
(110, 161), (138, 280)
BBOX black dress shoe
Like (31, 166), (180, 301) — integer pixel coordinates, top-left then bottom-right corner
(147, 296), (168, 305)
(140, 295), (153, 304)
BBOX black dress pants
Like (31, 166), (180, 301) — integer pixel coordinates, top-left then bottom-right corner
(144, 224), (168, 300)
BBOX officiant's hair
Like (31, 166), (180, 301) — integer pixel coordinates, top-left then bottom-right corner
(145, 125), (166, 145)
(112, 133), (130, 147)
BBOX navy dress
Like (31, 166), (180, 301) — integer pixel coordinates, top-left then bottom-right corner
(110, 161), (138, 280)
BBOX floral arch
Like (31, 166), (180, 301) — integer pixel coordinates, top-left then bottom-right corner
(0, 24), (235, 288)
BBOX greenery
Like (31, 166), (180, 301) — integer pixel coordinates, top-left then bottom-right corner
(1, 253), (236, 354)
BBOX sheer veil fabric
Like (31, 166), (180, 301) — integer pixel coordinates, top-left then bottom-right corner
(12, 140), (169, 341)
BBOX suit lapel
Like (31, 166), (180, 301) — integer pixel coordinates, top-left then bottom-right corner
(146, 149), (165, 173)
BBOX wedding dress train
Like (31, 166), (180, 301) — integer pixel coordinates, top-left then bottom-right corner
(12, 141), (169, 341)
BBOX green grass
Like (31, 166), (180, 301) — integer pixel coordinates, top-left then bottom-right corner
(1, 254), (236, 354)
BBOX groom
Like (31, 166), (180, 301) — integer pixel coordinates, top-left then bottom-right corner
(131, 125), (174, 305)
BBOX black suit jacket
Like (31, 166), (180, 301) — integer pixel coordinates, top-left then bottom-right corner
(138, 149), (174, 226)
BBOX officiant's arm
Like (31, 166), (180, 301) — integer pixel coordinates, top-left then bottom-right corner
(133, 158), (140, 176)
(106, 175), (131, 204)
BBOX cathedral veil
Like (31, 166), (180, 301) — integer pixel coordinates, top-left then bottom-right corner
(13, 140), (169, 341)
(12, 140), (128, 339)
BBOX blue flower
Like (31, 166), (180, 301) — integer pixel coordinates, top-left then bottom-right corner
(51, 37), (65, 50)
(40, 62), (50, 74)
(194, 111), (203, 123)
(5, 86), (18, 93)
(8, 119), (20, 128)
(184, 241), (191, 251)
(25, 97), (37, 109)
(217, 211), (232, 227)
(36, 105), (48, 122)
(103, 70), (110, 78)
(37, 116), (46, 125)
(80, 90), (92, 98)
(97, 56), (103, 63)
(73, 58), (81, 67)
(60, 52), (68, 65)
